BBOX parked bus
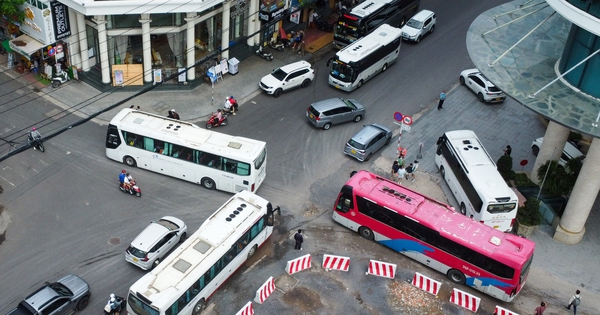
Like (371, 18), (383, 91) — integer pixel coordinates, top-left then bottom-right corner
(333, 0), (419, 49)
(106, 108), (267, 193)
(333, 170), (535, 302)
(328, 24), (402, 92)
(127, 190), (279, 315)
(435, 130), (518, 232)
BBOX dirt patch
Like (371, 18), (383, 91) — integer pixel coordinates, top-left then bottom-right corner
(282, 286), (323, 312)
(388, 281), (443, 314)
(302, 203), (321, 217)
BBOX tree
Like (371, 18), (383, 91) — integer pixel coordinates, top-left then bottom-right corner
(1, 0), (26, 24)
(536, 158), (582, 197)
(517, 197), (542, 226)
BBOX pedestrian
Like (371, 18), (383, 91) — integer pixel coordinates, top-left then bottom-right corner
(503, 145), (512, 156)
(566, 290), (581, 314)
(294, 229), (304, 250)
(137, 106), (141, 110)
(397, 165), (406, 184)
(405, 163), (414, 181)
(397, 155), (405, 168)
(167, 110), (175, 119)
(391, 160), (399, 182)
(437, 90), (446, 110)
(171, 109), (180, 120)
(409, 160), (419, 182)
(534, 301), (546, 315)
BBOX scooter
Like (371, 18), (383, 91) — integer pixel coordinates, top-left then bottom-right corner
(119, 179), (142, 197)
(206, 113), (228, 129)
(270, 38), (285, 52)
(255, 45), (274, 61)
(316, 15), (334, 32)
(51, 70), (70, 88)
(103, 295), (127, 315)
(222, 98), (239, 115)
(27, 134), (45, 152)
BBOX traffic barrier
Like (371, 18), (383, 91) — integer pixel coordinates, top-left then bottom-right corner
(322, 254), (350, 272)
(365, 259), (396, 279)
(494, 305), (519, 315)
(449, 288), (480, 312)
(234, 301), (254, 315)
(254, 277), (276, 304)
(411, 272), (441, 296)
(285, 254), (311, 275)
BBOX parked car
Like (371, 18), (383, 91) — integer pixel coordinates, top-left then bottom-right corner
(459, 69), (507, 103)
(259, 61), (315, 97)
(531, 137), (584, 167)
(306, 98), (366, 130)
(344, 123), (393, 161)
(125, 216), (187, 270)
(6, 275), (91, 315)
(401, 10), (436, 43)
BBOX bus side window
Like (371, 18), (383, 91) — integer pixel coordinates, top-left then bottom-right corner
(336, 195), (352, 213)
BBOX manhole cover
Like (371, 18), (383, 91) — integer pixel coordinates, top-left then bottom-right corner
(109, 237), (122, 245)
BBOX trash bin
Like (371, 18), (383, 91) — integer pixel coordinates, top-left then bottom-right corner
(228, 58), (239, 75)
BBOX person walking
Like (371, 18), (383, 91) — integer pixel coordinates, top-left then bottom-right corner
(391, 161), (400, 182)
(409, 160), (419, 182)
(397, 165), (406, 184)
(294, 229), (304, 250)
(534, 301), (546, 315)
(437, 90), (446, 110)
(566, 290), (581, 314)
(503, 145), (512, 156)
(404, 163), (414, 181)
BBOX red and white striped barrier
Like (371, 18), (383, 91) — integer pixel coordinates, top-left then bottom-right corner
(411, 272), (441, 296)
(322, 254), (350, 272)
(285, 254), (311, 275)
(254, 277), (276, 304)
(494, 305), (519, 315)
(234, 301), (254, 315)
(449, 288), (480, 312)
(365, 259), (396, 279)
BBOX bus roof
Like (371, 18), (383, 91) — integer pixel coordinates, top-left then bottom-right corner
(348, 0), (394, 18)
(110, 108), (266, 160)
(347, 171), (534, 264)
(444, 130), (517, 201)
(130, 190), (269, 310)
(336, 24), (401, 63)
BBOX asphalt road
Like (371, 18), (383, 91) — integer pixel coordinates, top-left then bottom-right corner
(0, 0), (514, 314)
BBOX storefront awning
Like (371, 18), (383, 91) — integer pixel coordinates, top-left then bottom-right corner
(9, 34), (44, 60)
(2, 40), (13, 53)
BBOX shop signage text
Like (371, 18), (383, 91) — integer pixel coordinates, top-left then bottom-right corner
(51, 1), (71, 40)
(259, 7), (286, 22)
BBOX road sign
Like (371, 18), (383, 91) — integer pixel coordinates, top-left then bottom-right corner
(401, 125), (411, 131)
(394, 112), (403, 122)
(403, 115), (413, 125)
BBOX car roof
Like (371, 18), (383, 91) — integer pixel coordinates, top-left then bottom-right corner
(350, 124), (390, 144)
(24, 286), (59, 311)
(279, 60), (312, 73)
(310, 98), (345, 111)
(131, 222), (170, 251)
(411, 9), (434, 21)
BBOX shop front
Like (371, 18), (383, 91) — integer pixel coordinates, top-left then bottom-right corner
(259, 0), (288, 46)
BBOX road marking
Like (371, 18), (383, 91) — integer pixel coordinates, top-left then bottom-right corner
(0, 175), (15, 187)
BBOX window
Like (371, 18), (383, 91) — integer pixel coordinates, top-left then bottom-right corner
(42, 298), (69, 315)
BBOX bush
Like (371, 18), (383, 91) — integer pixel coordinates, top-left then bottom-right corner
(517, 197), (542, 226)
(514, 173), (536, 188)
(497, 155), (516, 181)
(536, 159), (581, 197)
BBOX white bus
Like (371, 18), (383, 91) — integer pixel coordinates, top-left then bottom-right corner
(435, 130), (518, 232)
(106, 108), (267, 193)
(126, 190), (279, 315)
(328, 24), (402, 92)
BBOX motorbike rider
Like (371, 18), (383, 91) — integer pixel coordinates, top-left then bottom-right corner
(28, 127), (42, 150)
(224, 96), (238, 115)
(213, 109), (223, 123)
(123, 172), (133, 191)
(118, 169), (126, 185)
(105, 293), (121, 315)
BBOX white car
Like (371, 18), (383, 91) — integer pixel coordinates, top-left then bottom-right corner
(125, 216), (187, 270)
(459, 69), (507, 103)
(259, 60), (315, 97)
(401, 10), (436, 43)
(531, 137), (584, 168)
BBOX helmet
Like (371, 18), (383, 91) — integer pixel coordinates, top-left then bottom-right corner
(122, 169), (126, 173)
(110, 294), (115, 299)
(32, 127), (36, 131)
(217, 109), (222, 112)
(230, 96), (234, 99)
(126, 173), (130, 176)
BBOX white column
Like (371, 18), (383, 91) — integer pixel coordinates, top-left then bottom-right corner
(554, 137), (600, 244)
(93, 16), (110, 84)
(221, 0), (231, 60)
(246, 0), (258, 46)
(140, 14), (153, 83)
(185, 13), (197, 81)
(77, 12), (90, 71)
(529, 121), (570, 184)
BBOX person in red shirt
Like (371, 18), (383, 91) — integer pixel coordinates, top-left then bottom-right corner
(534, 301), (546, 315)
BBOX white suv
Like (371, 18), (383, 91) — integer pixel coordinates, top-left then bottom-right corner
(259, 61), (315, 97)
(531, 137), (584, 168)
(401, 10), (436, 43)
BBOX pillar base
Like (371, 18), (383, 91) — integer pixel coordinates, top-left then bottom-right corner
(553, 224), (585, 244)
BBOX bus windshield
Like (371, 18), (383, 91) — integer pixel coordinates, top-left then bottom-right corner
(334, 22), (360, 42)
(330, 61), (354, 82)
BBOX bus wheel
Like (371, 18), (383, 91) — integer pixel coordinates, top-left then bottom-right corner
(382, 63), (388, 72)
(440, 166), (445, 178)
(459, 203), (466, 215)
(247, 245), (257, 259)
(359, 227), (374, 240)
(192, 298), (206, 315)
(124, 156), (137, 167)
(357, 80), (364, 89)
(447, 269), (466, 284)
(201, 177), (216, 190)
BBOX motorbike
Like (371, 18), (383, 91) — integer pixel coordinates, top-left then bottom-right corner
(27, 134), (45, 152)
(103, 295), (127, 315)
(222, 99), (239, 115)
(255, 45), (274, 61)
(316, 15), (334, 32)
(206, 113), (228, 129)
(119, 179), (142, 197)
(51, 70), (70, 88)
(270, 38), (285, 52)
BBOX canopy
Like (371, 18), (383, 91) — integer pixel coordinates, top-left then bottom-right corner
(1, 40), (12, 53)
(9, 34), (44, 60)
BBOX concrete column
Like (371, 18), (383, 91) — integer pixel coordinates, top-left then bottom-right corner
(77, 12), (90, 71)
(254, 3), (262, 45)
(529, 121), (570, 184)
(246, 0), (258, 46)
(139, 14), (153, 83)
(185, 13), (197, 82)
(93, 16), (110, 84)
(221, 0), (231, 60)
(554, 137), (600, 244)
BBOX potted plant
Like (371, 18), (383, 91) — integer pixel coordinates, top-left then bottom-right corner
(515, 197), (542, 238)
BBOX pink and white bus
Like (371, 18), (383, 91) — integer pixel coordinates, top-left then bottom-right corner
(332, 170), (535, 301)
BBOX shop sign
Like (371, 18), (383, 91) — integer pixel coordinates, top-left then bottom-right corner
(51, 1), (71, 40)
(55, 43), (64, 60)
(260, 0), (285, 13)
(259, 7), (286, 22)
(19, 2), (56, 45)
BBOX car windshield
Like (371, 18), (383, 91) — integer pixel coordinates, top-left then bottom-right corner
(50, 282), (73, 296)
(348, 139), (366, 150)
(271, 68), (288, 81)
(406, 19), (422, 29)
(342, 98), (358, 110)
(156, 219), (179, 230)
(330, 61), (354, 83)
